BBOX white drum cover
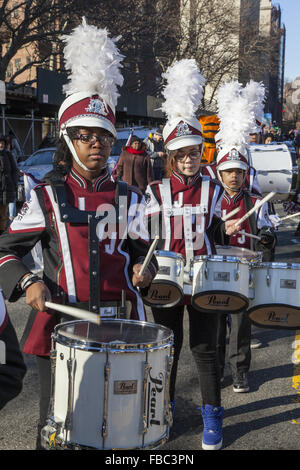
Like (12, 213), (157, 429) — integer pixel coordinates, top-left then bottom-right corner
(143, 251), (185, 308)
(248, 262), (300, 329)
(248, 143), (297, 201)
(50, 320), (174, 450)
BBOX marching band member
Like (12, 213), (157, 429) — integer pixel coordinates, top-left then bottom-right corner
(214, 81), (276, 393)
(0, 20), (157, 448)
(145, 60), (241, 450)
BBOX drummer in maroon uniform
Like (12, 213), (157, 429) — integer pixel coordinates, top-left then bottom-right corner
(145, 60), (241, 451)
(213, 81), (276, 394)
(0, 20), (157, 448)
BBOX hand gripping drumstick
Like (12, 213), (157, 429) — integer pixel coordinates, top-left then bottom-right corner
(45, 301), (101, 325)
(234, 191), (276, 227)
(139, 235), (159, 276)
(222, 207), (241, 222)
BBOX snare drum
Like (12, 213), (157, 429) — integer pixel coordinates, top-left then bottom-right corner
(248, 262), (300, 329)
(143, 251), (185, 308)
(191, 249), (261, 313)
(41, 319), (174, 450)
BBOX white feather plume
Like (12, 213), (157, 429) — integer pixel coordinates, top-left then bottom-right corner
(216, 80), (256, 149)
(61, 17), (124, 109)
(160, 59), (205, 120)
(242, 80), (266, 127)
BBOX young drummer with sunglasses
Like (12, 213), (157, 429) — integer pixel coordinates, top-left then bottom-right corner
(0, 22), (157, 448)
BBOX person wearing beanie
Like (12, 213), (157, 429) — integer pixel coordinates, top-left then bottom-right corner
(145, 60), (241, 451)
(0, 19), (158, 449)
(115, 135), (154, 193)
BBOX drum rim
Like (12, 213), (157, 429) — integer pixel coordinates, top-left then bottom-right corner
(252, 262), (300, 269)
(193, 254), (255, 265)
(52, 318), (174, 351)
(143, 280), (184, 309)
(248, 303), (300, 330)
(192, 290), (249, 313)
(154, 250), (186, 264)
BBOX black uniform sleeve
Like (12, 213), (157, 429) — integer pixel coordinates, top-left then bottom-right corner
(0, 315), (26, 410)
(207, 215), (230, 252)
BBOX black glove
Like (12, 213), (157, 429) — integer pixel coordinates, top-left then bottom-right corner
(259, 226), (275, 246)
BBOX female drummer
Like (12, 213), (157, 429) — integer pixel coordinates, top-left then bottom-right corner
(0, 21), (157, 449)
(145, 60), (241, 451)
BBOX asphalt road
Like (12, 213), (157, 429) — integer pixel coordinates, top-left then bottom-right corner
(1, 203), (300, 453)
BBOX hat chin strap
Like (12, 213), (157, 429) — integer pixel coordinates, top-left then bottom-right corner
(62, 129), (93, 172)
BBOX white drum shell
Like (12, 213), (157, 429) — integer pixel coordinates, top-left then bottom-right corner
(248, 143), (297, 201)
(143, 251), (185, 308)
(249, 263), (300, 308)
(51, 320), (173, 450)
(192, 255), (250, 311)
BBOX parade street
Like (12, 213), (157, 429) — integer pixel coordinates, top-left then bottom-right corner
(0, 203), (300, 452)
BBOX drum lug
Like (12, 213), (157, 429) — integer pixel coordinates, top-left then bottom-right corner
(176, 261), (182, 277)
(204, 261), (208, 280)
(249, 272), (254, 288)
(102, 358), (111, 443)
(142, 360), (150, 437)
(189, 260), (194, 282)
(164, 350), (174, 427)
(235, 269), (240, 281)
(65, 357), (75, 432)
(266, 270), (271, 286)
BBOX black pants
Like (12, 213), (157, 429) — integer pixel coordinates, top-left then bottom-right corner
(216, 311), (251, 378)
(36, 355), (51, 449)
(151, 305), (221, 407)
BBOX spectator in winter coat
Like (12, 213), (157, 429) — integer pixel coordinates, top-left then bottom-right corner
(143, 128), (166, 180)
(115, 136), (154, 193)
(0, 136), (18, 233)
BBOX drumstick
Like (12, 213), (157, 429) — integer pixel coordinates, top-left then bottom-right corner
(222, 207), (241, 221)
(139, 235), (159, 276)
(45, 301), (101, 326)
(238, 230), (261, 241)
(234, 191), (276, 227)
(280, 211), (300, 222)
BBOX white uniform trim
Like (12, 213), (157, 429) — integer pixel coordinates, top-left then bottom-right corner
(45, 186), (77, 303)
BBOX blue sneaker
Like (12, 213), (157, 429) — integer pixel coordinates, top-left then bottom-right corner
(201, 405), (224, 450)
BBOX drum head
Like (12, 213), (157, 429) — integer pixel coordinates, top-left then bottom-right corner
(216, 245), (261, 262)
(192, 290), (249, 313)
(248, 304), (300, 330)
(53, 319), (173, 350)
(143, 281), (183, 308)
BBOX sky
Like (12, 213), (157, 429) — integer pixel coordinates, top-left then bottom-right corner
(277, 0), (300, 81)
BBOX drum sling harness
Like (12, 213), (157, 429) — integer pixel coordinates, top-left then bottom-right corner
(159, 176), (210, 270)
(49, 178), (129, 317)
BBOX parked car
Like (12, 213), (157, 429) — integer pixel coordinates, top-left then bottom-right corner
(17, 147), (56, 203)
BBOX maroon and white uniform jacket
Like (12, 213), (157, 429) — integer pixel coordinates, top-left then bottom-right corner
(201, 162), (262, 196)
(0, 167), (157, 356)
(220, 189), (274, 251)
(145, 170), (228, 265)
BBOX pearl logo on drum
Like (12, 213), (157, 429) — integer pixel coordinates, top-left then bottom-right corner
(147, 368), (164, 427)
(113, 380), (137, 394)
